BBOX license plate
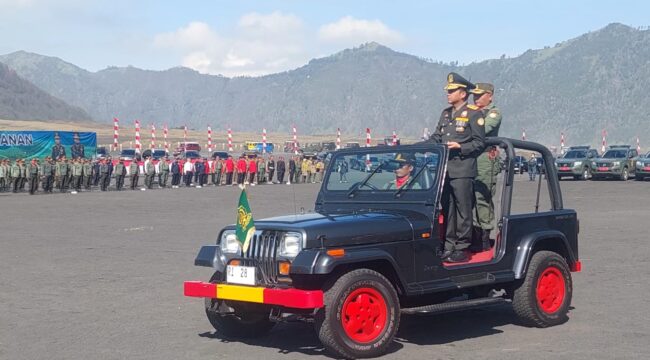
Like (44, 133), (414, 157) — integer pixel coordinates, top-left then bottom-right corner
(226, 265), (256, 285)
(559, 167), (570, 171)
(597, 167), (609, 171)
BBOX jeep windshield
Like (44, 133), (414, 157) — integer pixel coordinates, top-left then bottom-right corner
(562, 150), (586, 159)
(602, 150), (627, 158)
(326, 149), (440, 193)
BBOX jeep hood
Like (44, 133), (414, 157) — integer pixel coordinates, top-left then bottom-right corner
(254, 210), (431, 247)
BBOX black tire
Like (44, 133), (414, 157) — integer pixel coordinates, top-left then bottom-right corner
(204, 272), (275, 338)
(620, 167), (629, 181)
(315, 269), (400, 359)
(512, 251), (572, 328)
(636, 175), (645, 181)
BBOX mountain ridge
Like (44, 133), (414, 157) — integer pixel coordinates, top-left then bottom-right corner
(1, 23), (648, 147)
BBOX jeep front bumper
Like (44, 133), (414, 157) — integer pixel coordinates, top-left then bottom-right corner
(184, 281), (324, 309)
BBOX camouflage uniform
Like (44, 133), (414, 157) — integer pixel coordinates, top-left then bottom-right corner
(0, 160), (7, 192)
(11, 160), (21, 193)
(158, 159), (170, 188)
(144, 159), (155, 189)
(72, 159), (84, 192)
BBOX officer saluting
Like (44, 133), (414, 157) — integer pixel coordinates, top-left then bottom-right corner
(431, 72), (486, 263)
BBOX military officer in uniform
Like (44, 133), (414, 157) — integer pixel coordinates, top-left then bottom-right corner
(469, 83), (502, 251)
(430, 72), (486, 263)
(114, 159), (126, 190)
(99, 159), (110, 191)
(51, 133), (66, 160)
(27, 158), (39, 195)
(0, 159), (7, 192)
(129, 160), (140, 190)
(144, 156), (155, 189)
(158, 156), (170, 188)
(70, 132), (85, 159)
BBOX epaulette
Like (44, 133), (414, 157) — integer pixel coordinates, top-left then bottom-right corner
(467, 104), (479, 110)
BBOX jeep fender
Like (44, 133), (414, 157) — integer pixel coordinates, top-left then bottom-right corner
(291, 248), (408, 291)
(513, 230), (576, 279)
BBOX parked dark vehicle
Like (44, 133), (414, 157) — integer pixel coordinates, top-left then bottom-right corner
(142, 148), (168, 160)
(95, 146), (108, 160)
(184, 138), (580, 359)
(212, 151), (230, 160)
(513, 155), (528, 174)
(184, 150), (202, 160)
(119, 148), (137, 161)
(635, 151), (650, 181)
(555, 146), (598, 180)
(592, 145), (638, 180)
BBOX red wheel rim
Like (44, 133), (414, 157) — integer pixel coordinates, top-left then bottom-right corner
(341, 287), (388, 343)
(536, 266), (566, 314)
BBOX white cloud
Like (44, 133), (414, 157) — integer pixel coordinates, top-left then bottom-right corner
(152, 12), (310, 77)
(319, 16), (403, 45)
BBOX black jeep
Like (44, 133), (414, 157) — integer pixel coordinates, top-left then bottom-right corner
(184, 138), (580, 359)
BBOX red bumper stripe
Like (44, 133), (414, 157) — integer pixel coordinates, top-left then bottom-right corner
(183, 281), (324, 309)
(263, 288), (324, 308)
(184, 281), (217, 297)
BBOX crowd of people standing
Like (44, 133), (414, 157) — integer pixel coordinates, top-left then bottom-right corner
(0, 153), (326, 195)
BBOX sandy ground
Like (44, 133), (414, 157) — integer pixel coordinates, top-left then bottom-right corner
(1, 176), (649, 359)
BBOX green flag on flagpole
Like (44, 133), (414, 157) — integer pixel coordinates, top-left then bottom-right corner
(236, 188), (255, 253)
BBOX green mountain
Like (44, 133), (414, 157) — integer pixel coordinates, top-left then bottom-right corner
(1, 23), (648, 147)
(0, 62), (90, 121)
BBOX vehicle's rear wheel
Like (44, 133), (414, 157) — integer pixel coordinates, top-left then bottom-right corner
(636, 175), (645, 181)
(621, 167), (629, 181)
(315, 269), (399, 359)
(204, 272), (275, 338)
(512, 251), (572, 327)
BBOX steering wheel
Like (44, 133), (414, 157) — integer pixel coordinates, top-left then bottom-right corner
(360, 182), (379, 190)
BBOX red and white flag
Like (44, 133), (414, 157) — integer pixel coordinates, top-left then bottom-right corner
(227, 127), (233, 152)
(113, 117), (119, 151)
(183, 125), (188, 146)
(601, 129), (607, 153)
(392, 130), (397, 146)
(522, 128), (526, 141)
(560, 132), (565, 149)
(150, 124), (156, 149)
(207, 126), (213, 153)
(366, 128), (371, 147)
(163, 124), (169, 154)
(336, 128), (341, 150)
(637, 136), (641, 153)
(135, 120), (141, 154)
(262, 128), (267, 154)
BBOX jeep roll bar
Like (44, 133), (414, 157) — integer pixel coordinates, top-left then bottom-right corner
(487, 137), (564, 218)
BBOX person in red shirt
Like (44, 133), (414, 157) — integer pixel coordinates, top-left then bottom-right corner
(225, 156), (235, 185)
(236, 155), (247, 187)
(248, 158), (257, 186)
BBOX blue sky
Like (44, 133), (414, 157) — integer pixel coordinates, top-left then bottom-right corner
(0, 0), (647, 76)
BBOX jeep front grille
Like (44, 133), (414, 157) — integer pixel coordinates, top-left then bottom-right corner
(240, 230), (280, 284)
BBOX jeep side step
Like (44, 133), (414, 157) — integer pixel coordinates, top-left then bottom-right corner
(401, 296), (507, 315)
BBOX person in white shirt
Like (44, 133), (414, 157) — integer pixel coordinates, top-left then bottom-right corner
(183, 159), (194, 187)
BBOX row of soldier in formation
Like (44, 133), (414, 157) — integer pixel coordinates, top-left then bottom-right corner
(0, 154), (327, 194)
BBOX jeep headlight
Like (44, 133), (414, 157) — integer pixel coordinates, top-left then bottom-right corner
(637, 161), (643, 167)
(220, 230), (241, 254)
(573, 161), (582, 166)
(279, 232), (303, 258)
(612, 161), (621, 167)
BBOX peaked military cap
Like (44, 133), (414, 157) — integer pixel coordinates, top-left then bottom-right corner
(444, 72), (474, 91)
(470, 82), (495, 95)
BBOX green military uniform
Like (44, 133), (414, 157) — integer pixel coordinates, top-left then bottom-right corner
(18, 160), (27, 191)
(144, 160), (155, 189)
(215, 159), (224, 185)
(129, 161), (139, 190)
(27, 160), (40, 194)
(0, 160), (7, 192)
(99, 161), (109, 191)
(159, 159), (170, 188)
(114, 161), (126, 190)
(42, 158), (54, 192)
(72, 160), (84, 192)
(83, 160), (93, 190)
(11, 161), (21, 193)
(470, 83), (503, 248)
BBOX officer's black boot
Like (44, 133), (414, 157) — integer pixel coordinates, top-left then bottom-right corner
(469, 227), (484, 253)
(481, 230), (491, 251)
